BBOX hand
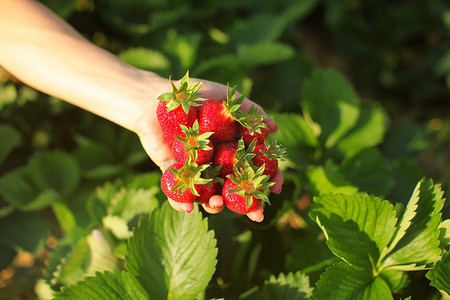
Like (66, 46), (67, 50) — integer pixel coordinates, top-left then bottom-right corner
(137, 75), (283, 222)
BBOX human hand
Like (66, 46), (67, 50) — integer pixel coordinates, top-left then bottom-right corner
(137, 74), (283, 222)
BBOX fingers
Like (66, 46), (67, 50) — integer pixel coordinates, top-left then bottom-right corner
(168, 198), (194, 213)
(270, 168), (284, 194)
(202, 195), (225, 214)
(247, 205), (264, 222)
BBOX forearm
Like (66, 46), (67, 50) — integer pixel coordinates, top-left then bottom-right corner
(0, 0), (163, 132)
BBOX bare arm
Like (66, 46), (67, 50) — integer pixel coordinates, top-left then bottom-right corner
(0, 0), (164, 133)
(0, 0), (282, 222)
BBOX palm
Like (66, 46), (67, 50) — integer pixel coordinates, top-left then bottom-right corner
(136, 77), (281, 222)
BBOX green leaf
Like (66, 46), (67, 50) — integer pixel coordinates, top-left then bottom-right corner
(0, 211), (48, 252)
(255, 271), (312, 300)
(0, 124), (21, 166)
(271, 113), (318, 148)
(312, 262), (393, 300)
(381, 179), (445, 270)
(340, 148), (393, 196)
(229, 14), (287, 44)
(238, 42), (295, 68)
(103, 215), (133, 240)
(54, 270), (149, 300)
(126, 202), (217, 300)
(85, 229), (120, 275)
(0, 242), (17, 270)
(52, 201), (76, 234)
(28, 151), (80, 197)
(164, 30), (201, 71)
(426, 251), (450, 295)
(307, 165), (359, 196)
(48, 236), (90, 287)
(119, 47), (170, 71)
(0, 168), (61, 211)
(379, 269), (410, 294)
(438, 219), (450, 249)
(309, 193), (397, 271)
(301, 69), (360, 149)
(335, 104), (387, 158)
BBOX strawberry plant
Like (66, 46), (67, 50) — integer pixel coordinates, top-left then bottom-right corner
(1, 1), (449, 299)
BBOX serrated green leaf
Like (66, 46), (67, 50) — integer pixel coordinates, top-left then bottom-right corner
(45, 230), (90, 288)
(119, 47), (170, 70)
(54, 270), (149, 300)
(126, 202), (217, 300)
(302, 69), (360, 149)
(85, 229), (120, 275)
(381, 179), (445, 270)
(0, 124), (21, 166)
(307, 165), (359, 196)
(312, 262), (393, 300)
(28, 151), (80, 197)
(254, 271), (311, 300)
(426, 251), (450, 295)
(310, 193), (397, 271)
(54, 237), (90, 286)
(335, 104), (387, 158)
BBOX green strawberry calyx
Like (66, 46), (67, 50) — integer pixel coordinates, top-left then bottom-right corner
(176, 120), (214, 153)
(238, 105), (269, 135)
(157, 71), (203, 114)
(202, 164), (224, 187)
(223, 84), (245, 120)
(227, 160), (275, 209)
(260, 136), (287, 161)
(170, 153), (211, 196)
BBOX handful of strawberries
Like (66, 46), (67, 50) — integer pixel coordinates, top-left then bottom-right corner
(157, 72), (285, 216)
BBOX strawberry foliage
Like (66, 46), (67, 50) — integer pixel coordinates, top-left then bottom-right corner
(0, 1), (449, 298)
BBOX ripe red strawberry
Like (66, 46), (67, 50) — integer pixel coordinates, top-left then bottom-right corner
(157, 72), (202, 143)
(252, 137), (286, 179)
(222, 162), (274, 214)
(197, 85), (244, 143)
(211, 138), (256, 179)
(160, 157), (211, 203)
(172, 120), (214, 165)
(237, 105), (270, 145)
(195, 165), (223, 204)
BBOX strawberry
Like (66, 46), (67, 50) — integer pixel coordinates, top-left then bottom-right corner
(222, 161), (274, 214)
(252, 137), (286, 179)
(197, 85), (244, 143)
(237, 105), (270, 145)
(172, 120), (214, 165)
(160, 155), (211, 203)
(157, 71), (202, 143)
(195, 165), (223, 204)
(211, 138), (256, 179)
